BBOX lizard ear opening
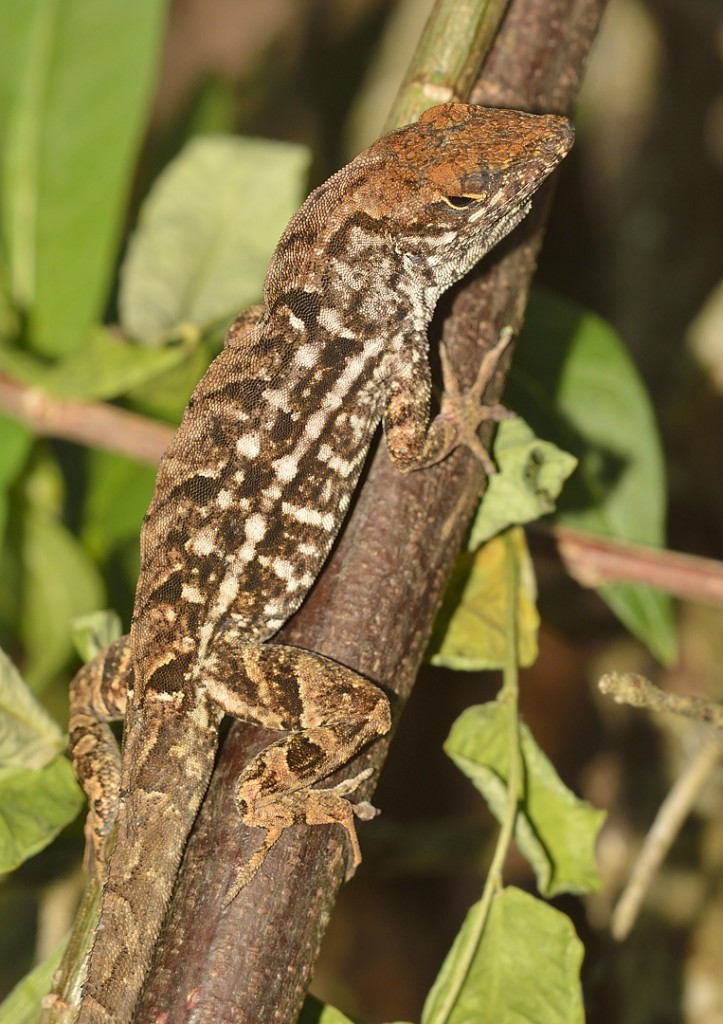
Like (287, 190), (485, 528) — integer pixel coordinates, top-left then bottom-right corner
(440, 193), (487, 211)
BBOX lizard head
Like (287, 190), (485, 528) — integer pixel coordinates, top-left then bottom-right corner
(360, 102), (574, 294)
(266, 104), (573, 313)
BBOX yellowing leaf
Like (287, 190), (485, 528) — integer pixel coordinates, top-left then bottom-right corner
(428, 527), (539, 670)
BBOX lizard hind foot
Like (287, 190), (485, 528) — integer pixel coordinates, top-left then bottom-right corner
(226, 772), (377, 904)
(328, 765), (380, 823)
(438, 326), (517, 476)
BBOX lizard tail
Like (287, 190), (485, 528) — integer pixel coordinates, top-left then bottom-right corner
(76, 712), (221, 1023)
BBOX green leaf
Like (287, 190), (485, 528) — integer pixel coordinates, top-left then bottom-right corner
(0, 939), (66, 1024)
(298, 996), (358, 1024)
(0, 756), (82, 872)
(119, 136), (310, 343)
(71, 609), (123, 663)
(0, 415), (32, 486)
(0, 254), (20, 341)
(470, 417), (577, 547)
(124, 333), (218, 423)
(428, 528), (539, 670)
(596, 580), (675, 663)
(446, 702), (604, 897)
(185, 76), (239, 137)
(81, 448), (157, 561)
(21, 509), (105, 690)
(508, 287), (675, 663)
(0, 414), (33, 540)
(422, 887), (584, 1024)
(0, 0), (168, 356)
(44, 325), (195, 400)
(0, 646), (64, 769)
(0, 325), (196, 401)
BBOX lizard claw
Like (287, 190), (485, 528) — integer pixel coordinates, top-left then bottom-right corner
(352, 800), (379, 822)
(329, 767), (379, 820)
(438, 326), (516, 475)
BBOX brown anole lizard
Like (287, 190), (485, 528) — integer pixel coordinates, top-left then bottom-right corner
(64, 103), (573, 1023)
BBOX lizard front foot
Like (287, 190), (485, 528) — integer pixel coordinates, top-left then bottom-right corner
(438, 326), (516, 475)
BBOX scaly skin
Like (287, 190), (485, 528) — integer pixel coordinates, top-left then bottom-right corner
(64, 104), (573, 1023)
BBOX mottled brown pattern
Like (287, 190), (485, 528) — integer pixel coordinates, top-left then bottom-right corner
(66, 104), (572, 1023)
(68, 636), (131, 873)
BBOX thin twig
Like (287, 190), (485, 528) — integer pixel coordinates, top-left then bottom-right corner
(599, 672), (723, 939)
(611, 734), (722, 941)
(599, 672), (723, 729)
(0, 373), (172, 465)
(544, 523), (723, 608)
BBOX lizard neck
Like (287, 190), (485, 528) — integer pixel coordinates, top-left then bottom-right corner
(264, 156), (444, 349)
(267, 222), (434, 345)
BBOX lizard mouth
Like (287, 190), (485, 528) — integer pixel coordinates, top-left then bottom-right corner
(479, 198), (533, 252)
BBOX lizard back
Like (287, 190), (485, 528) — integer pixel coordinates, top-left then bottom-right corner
(73, 103), (573, 1024)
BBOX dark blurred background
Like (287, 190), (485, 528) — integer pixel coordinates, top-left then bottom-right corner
(7, 1), (723, 1021)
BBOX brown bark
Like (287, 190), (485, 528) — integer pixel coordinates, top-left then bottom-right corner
(135, 1), (607, 1020)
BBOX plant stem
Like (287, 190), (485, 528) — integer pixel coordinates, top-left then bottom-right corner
(478, 529), (523, 897)
(384, 0), (510, 132)
(426, 529), (522, 1024)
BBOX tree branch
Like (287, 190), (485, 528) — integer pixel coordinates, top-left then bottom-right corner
(133, 0), (607, 1020)
(539, 523), (723, 607)
(0, 372), (171, 466)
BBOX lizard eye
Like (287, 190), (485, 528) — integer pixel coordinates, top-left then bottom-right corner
(440, 193), (486, 211)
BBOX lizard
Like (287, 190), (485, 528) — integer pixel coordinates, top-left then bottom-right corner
(64, 103), (573, 1023)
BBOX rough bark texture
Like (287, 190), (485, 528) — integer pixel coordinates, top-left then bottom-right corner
(135, 0), (607, 1020)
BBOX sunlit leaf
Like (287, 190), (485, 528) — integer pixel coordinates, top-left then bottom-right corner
(422, 887), (584, 1024)
(470, 417), (577, 547)
(119, 136), (310, 343)
(446, 701), (604, 897)
(429, 528), (539, 670)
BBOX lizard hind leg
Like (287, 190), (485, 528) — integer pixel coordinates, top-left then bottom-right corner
(68, 635), (132, 876)
(204, 641), (391, 901)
